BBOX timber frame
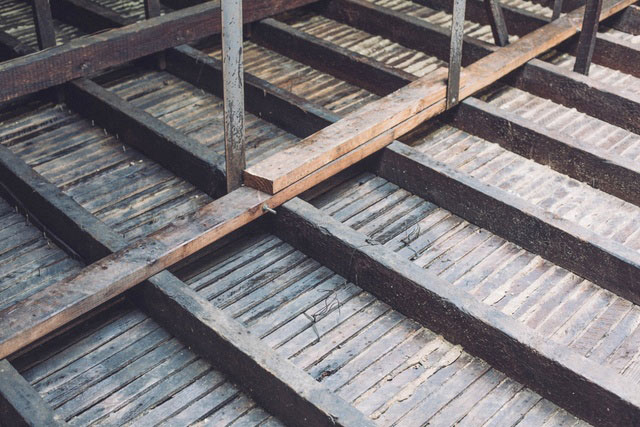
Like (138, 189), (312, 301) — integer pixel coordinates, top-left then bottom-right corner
(0, 0), (640, 425)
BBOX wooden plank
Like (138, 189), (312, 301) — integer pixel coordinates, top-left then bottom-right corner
(31, 0), (57, 50)
(376, 141), (640, 306)
(0, 0), (320, 102)
(222, 0), (246, 192)
(251, 18), (413, 96)
(274, 197), (640, 427)
(64, 79), (225, 197)
(574, 0), (604, 74)
(243, 0), (635, 194)
(449, 96), (640, 207)
(0, 142), (372, 427)
(0, 359), (67, 426)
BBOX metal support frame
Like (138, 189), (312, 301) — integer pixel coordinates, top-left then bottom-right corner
(483, 0), (509, 46)
(447, 0), (467, 108)
(574, 0), (604, 74)
(222, 0), (246, 192)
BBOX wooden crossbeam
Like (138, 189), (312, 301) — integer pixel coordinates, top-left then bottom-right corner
(449, 97), (640, 206)
(0, 359), (67, 426)
(377, 141), (640, 306)
(414, 0), (640, 78)
(274, 197), (640, 427)
(0, 0), (319, 102)
(251, 18), (413, 96)
(244, 0), (636, 194)
(0, 0), (634, 363)
(0, 144), (373, 427)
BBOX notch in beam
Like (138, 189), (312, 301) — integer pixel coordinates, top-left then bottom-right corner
(222, 0), (246, 192)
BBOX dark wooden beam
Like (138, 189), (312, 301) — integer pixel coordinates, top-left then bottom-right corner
(165, 45), (338, 137)
(376, 141), (640, 306)
(608, 3), (640, 34)
(49, 0), (131, 31)
(0, 359), (67, 426)
(251, 18), (414, 96)
(275, 197), (640, 427)
(449, 96), (640, 206)
(0, 0), (319, 102)
(447, 0), (467, 108)
(31, 0), (57, 49)
(64, 79), (225, 197)
(483, 0), (510, 46)
(574, 0), (604, 74)
(412, 0), (640, 78)
(0, 143), (373, 427)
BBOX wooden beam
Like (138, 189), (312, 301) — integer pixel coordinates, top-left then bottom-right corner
(31, 0), (57, 50)
(574, 0), (604, 74)
(483, 0), (510, 46)
(251, 18), (413, 96)
(0, 143), (373, 427)
(65, 79), (225, 197)
(49, 0), (131, 31)
(447, 0), (467, 108)
(449, 96), (640, 206)
(0, 359), (67, 426)
(244, 0), (635, 194)
(376, 141), (640, 305)
(164, 45), (338, 137)
(415, 0), (640, 78)
(275, 197), (640, 427)
(222, 0), (246, 192)
(0, 0), (319, 102)
(608, 3), (640, 34)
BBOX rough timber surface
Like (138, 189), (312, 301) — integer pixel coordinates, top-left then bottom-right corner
(11, 300), (286, 426)
(171, 177), (588, 426)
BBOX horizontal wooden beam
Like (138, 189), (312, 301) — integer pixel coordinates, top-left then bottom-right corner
(377, 141), (640, 305)
(165, 45), (338, 138)
(0, 143), (372, 427)
(243, 0), (635, 194)
(274, 197), (640, 427)
(65, 79), (225, 197)
(450, 96), (640, 206)
(0, 359), (67, 426)
(251, 18), (414, 96)
(0, 0), (319, 102)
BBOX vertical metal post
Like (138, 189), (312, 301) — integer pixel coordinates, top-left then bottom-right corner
(31, 0), (56, 50)
(483, 0), (509, 46)
(552, 0), (565, 19)
(573, 0), (603, 75)
(144, 0), (166, 69)
(222, 0), (246, 192)
(447, 0), (467, 109)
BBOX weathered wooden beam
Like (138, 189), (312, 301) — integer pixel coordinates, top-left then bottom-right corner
(447, 0), (467, 108)
(0, 144), (373, 427)
(251, 18), (413, 96)
(31, 0), (57, 50)
(574, 0), (604, 74)
(414, 0), (640, 78)
(65, 79), (226, 197)
(275, 197), (640, 427)
(0, 0), (319, 102)
(222, 0), (246, 192)
(165, 45), (338, 137)
(449, 96), (640, 206)
(244, 0), (635, 194)
(483, 0), (510, 46)
(0, 359), (67, 426)
(376, 141), (640, 306)
(608, 3), (640, 34)
(49, 0), (131, 31)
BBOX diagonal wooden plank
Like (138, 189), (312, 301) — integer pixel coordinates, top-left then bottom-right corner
(0, 0), (320, 102)
(243, 0), (635, 194)
(0, 145), (374, 427)
(275, 197), (640, 427)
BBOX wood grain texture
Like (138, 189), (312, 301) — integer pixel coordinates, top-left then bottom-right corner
(0, 0), (319, 102)
(243, 0), (636, 194)
(274, 197), (640, 427)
